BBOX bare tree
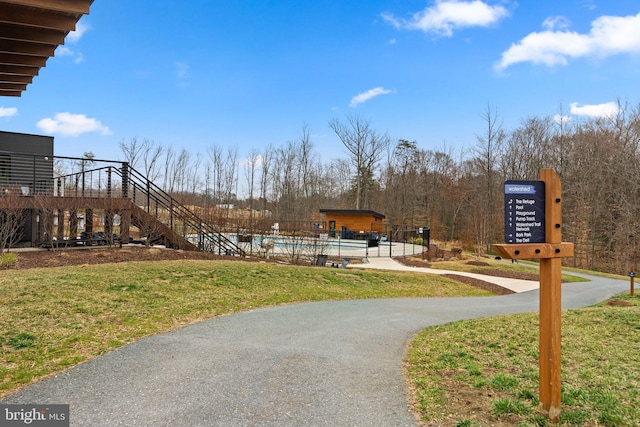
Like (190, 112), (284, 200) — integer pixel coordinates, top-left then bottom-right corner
(270, 141), (299, 220)
(141, 220), (163, 247)
(119, 137), (145, 169)
(259, 144), (273, 215)
(0, 196), (26, 254)
(325, 158), (352, 202)
(244, 148), (260, 230)
(223, 147), (239, 207)
(553, 102), (571, 177)
(298, 123), (315, 200)
(174, 149), (191, 195)
(142, 140), (165, 183)
(187, 154), (202, 201)
(500, 116), (555, 180)
(472, 105), (506, 253)
(207, 145), (224, 206)
(162, 147), (176, 193)
(329, 115), (390, 209)
(119, 137), (165, 183)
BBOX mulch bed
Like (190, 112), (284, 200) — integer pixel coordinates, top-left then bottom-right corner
(442, 274), (515, 295)
(4, 246), (236, 270)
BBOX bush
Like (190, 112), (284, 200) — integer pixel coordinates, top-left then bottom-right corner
(0, 252), (18, 268)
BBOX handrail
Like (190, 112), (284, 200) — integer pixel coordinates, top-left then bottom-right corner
(0, 151), (244, 256)
(112, 166), (245, 256)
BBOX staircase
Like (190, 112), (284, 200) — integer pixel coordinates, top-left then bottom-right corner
(1, 152), (245, 255)
(129, 204), (198, 250)
(118, 165), (246, 256)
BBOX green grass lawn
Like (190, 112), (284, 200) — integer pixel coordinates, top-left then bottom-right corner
(0, 259), (490, 398)
(406, 294), (640, 426)
(3, 256), (636, 426)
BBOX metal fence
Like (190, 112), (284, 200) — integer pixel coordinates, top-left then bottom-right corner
(1, 152), (430, 258)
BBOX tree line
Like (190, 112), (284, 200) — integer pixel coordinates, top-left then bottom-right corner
(119, 103), (640, 274)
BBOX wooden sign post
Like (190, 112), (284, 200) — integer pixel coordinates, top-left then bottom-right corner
(494, 169), (574, 422)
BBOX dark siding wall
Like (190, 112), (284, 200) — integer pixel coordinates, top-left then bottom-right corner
(0, 131), (54, 194)
(0, 131), (53, 156)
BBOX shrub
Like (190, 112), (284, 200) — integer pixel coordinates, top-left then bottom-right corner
(0, 252), (17, 268)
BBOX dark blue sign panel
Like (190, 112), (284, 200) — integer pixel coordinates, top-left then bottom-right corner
(504, 180), (545, 244)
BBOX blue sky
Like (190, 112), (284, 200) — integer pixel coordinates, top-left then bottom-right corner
(1, 0), (640, 163)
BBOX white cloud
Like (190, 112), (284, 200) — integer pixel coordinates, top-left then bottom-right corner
(175, 62), (189, 78)
(56, 46), (74, 56)
(37, 112), (111, 137)
(542, 16), (571, 31)
(0, 107), (18, 118)
(569, 101), (619, 118)
(349, 87), (394, 107)
(581, 0), (597, 12)
(496, 12), (640, 70)
(382, 0), (510, 37)
(553, 114), (571, 125)
(55, 46), (85, 63)
(56, 20), (89, 64)
(66, 21), (90, 43)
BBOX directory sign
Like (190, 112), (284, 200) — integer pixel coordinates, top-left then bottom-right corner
(504, 180), (545, 244)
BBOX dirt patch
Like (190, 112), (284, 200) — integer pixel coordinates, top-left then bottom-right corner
(4, 246), (239, 270)
(442, 274), (515, 296)
(470, 268), (540, 282)
(607, 299), (634, 307)
(466, 260), (491, 267)
(396, 257), (540, 282)
(395, 256), (525, 295)
(397, 257), (432, 268)
(3, 246), (358, 270)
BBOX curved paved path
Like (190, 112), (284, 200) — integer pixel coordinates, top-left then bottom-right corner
(2, 268), (628, 426)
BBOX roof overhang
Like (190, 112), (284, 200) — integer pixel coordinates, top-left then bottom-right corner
(0, 0), (93, 97)
(319, 209), (386, 219)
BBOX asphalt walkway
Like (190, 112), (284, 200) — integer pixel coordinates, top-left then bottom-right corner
(2, 262), (628, 426)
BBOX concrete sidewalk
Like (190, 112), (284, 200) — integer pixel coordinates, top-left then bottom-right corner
(350, 257), (540, 293)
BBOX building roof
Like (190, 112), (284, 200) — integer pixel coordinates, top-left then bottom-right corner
(319, 209), (386, 219)
(0, 0), (93, 97)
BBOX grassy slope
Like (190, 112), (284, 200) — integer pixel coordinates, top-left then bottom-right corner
(3, 256), (636, 426)
(406, 294), (640, 426)
(0, 259), (489, 398)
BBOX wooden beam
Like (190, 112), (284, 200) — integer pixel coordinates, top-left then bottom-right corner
(0, 63), (39, 76)
(0, 1), (91, 97)
(539, 168), (563, 422)
(0, 39), (56, 56)
(0, 81), (27, 90)
(0, 73), (33, 83)
(0, 52), (48, 67)
(0, 3), (79, 31)
(0, 22), (67, 44)
(0, 88), (21, 96)
(493, 242), (574, 259)
(0, 0), (92, 15)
